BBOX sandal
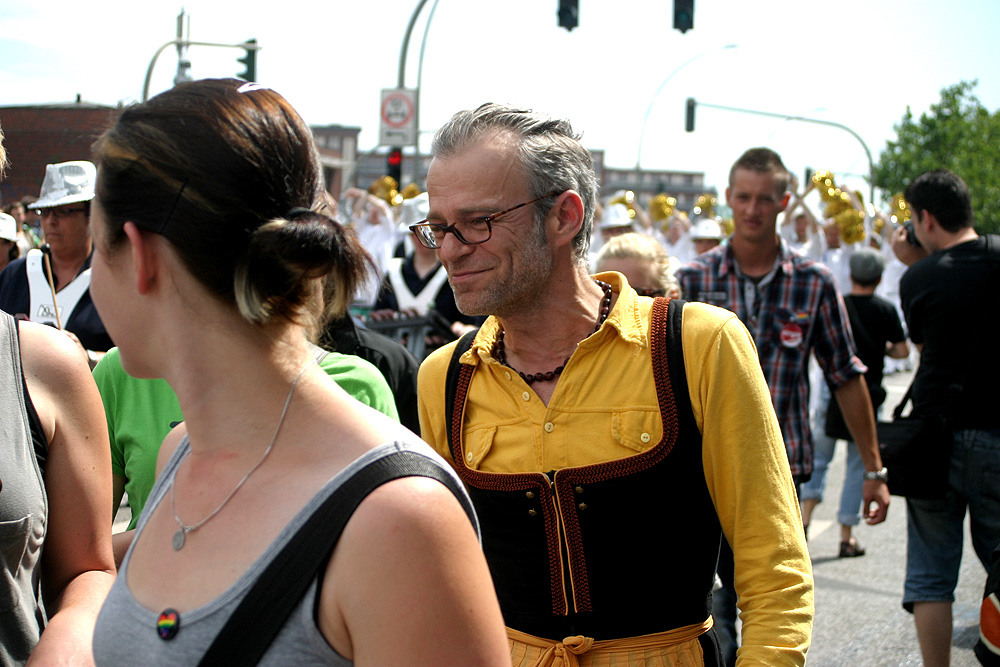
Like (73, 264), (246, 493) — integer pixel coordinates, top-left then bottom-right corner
(839, 539), (866, 558)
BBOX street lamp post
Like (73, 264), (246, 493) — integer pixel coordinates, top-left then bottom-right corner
(635, 43), (737, 170)
(142, 39), (259, 102)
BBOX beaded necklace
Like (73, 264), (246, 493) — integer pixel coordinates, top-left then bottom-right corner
(494, 279), (612, 385)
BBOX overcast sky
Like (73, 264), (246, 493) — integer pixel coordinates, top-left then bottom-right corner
(2, 0), (997, 207)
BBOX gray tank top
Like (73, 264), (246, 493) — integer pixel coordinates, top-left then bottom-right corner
(0, 313), (48, 667)
(93, 437), (468, 666)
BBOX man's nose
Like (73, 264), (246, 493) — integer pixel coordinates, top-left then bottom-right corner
(437, 231), (474, 264)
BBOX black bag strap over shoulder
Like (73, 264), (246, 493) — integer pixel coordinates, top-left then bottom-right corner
(445, 330), (479, 448)
(197, 449), (475, 667)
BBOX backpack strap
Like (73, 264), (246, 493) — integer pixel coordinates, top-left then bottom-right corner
(445, 330), (478, 452)
(197, 448), (475, 667)
(661, 297), (693, 433)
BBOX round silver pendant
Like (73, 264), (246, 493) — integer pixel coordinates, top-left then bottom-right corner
(172, 528), (186, 551)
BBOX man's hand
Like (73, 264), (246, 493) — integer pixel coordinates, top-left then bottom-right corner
(890, 225), (929, 266)
(862, 479), (890, 525)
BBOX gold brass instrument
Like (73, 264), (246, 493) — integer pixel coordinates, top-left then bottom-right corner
(889, 193), (911, 226)
(369, 175), (403, 207)
(400, 183), (422, 201)
(692, 194), (717, 218)
(811, 170), (866, 244)
(648, 193), (677, 223)
(608, 190), (638, 219)
(720, 217), (734, 236)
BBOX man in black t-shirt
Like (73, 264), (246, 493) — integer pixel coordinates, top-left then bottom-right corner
(891, 169), (1000, 667)
(801, 248), (909, 557)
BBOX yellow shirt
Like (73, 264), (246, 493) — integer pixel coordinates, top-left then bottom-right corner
(418, 272), (813, 666)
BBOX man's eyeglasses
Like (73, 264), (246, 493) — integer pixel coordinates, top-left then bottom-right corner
(409, 191), (561, 249)
(38, 207), (85, 220)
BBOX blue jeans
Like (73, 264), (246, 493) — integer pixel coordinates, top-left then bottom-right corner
(800, 384), (865, 526)
(903, 428), (1000, 611)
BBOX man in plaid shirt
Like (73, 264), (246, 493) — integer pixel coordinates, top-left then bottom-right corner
(676, 147), (890, 665)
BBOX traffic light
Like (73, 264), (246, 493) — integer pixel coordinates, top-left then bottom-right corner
(685, 98), (696, 132)
(387, 147), (403, 184)
(673, 0), (694, 33)
(558, 0), (578, 31)
(237, 38), (257, 81)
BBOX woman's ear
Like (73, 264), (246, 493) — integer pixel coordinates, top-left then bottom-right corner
(122, 222), (158, 295)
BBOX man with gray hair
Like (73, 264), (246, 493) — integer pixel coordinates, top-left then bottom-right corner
(416, 103), (812, 665)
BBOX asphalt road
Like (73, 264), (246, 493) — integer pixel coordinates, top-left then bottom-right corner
(803, 366), (987, 666)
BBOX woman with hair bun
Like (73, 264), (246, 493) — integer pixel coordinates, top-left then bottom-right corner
(89, 79), (508, 666)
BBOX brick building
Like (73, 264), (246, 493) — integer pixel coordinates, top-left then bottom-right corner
(0, 102), (122, 206)
(311, 123), (361, 201)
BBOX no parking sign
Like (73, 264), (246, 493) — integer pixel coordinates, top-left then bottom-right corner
(379, 88), (417, 146)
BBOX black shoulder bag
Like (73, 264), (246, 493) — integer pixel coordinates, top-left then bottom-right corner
(196, 449), (475, 666)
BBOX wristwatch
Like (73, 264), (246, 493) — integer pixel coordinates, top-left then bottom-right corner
(863, 467), (889, 482)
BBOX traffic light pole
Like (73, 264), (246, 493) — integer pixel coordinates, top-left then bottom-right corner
(635, 44), (736, 170)
(691, 100), (875, 203)
(142, 39), (260, 102)
(394, 0), (432, 187)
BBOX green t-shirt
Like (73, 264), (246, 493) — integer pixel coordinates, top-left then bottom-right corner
(94, 346), (398, 530)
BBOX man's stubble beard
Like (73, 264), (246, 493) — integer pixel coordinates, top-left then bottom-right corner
(450, 226), (553, 319)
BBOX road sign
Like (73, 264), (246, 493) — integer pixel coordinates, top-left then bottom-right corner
(379, 88), (417, 146)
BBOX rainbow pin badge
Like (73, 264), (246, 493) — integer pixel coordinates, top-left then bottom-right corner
(157, 608), (180, 640)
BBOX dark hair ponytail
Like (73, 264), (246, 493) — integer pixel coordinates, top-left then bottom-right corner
(236, 208), (370, 333)
(93, 78), (371, 330)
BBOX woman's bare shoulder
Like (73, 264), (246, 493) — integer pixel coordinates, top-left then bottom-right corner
(17, 321), (91, 386)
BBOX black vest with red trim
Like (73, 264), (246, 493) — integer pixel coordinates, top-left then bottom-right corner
(445, 297), (722, 640)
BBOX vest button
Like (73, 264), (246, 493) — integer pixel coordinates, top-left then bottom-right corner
(574, 486), (584, 494)
(528, 509), (538, 517)
(578, 503), (588, 511)
(525, 491), (535, 499)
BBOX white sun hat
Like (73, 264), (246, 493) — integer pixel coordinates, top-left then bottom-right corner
(28, 161), (97, 209)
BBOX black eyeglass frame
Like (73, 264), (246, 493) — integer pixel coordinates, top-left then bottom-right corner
(37, 206), (86, 219)
(408, 191), (562, 249)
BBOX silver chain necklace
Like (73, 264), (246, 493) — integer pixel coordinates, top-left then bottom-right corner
(169, 360), (312, 551)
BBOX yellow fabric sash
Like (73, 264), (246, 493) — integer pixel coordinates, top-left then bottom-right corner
(508, 617), (713, 667)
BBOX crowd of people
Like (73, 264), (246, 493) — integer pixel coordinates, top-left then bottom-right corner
(0, 83), (996, 667)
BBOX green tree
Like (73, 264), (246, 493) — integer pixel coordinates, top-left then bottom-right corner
(873, 80), (1000, 233)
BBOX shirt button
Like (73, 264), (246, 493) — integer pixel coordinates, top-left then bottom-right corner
(522, 392), (530, 401)
(640, 432), (651, 443)
(465, 451), (473, 463)
(505, 371), (512, 381)
(544, 422), (554, 433)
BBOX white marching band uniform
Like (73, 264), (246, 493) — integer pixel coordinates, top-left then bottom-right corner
(25, 248), (91, 326)
(384, 257), (448, 316)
